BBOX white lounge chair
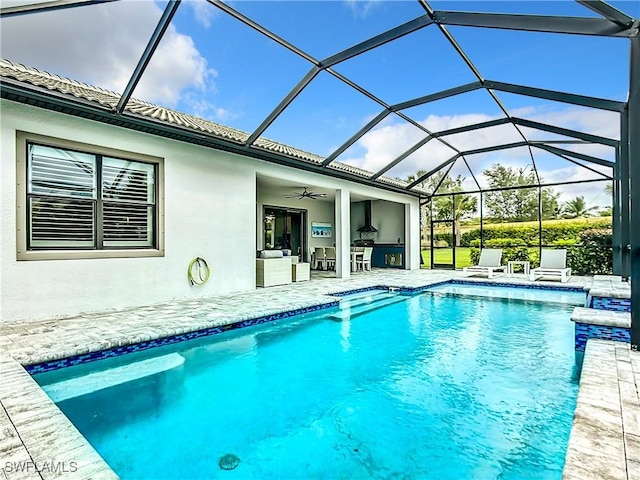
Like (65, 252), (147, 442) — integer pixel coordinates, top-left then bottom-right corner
(530, 249), (571, 282)
(463, 248), (506, 279)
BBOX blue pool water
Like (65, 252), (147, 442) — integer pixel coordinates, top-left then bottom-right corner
(35, 285), (585, 479)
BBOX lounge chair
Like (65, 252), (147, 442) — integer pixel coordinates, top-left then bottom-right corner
(530, 249), (571, 282)
(463, 248), (506, 278)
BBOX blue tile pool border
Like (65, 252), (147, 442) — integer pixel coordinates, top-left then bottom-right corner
(447, 279), (585, 293)
(588, 295), (632, 312)
(574, 323), (631, 351)
(332, 280), (584, 298)
(25, 301), (339, 374)
(26, 279), (586, 375)
(329, 285), (390, 297)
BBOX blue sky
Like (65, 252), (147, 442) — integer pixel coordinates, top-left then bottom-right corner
(2, 0), (637, 206)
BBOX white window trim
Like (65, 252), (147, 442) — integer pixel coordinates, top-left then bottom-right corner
(16, 131), (165, 261)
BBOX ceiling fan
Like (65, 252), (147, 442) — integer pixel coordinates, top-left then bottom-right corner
(283, 187), (327, 200)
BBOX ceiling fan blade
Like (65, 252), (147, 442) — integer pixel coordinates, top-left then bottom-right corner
(283, 187), (325, 199)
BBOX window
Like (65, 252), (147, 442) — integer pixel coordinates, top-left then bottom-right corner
(17, 132), (164, 260)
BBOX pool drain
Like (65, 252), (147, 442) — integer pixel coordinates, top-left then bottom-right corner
(218, 453), (240, 470)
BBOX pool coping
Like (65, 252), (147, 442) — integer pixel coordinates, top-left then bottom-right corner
(0, 271), (636, 479)
(0, 352), (117, 480)
(24, 301), (339, 375)
(25, 278), (585, 374)
(572, 307), (631, 329)
(562, 339), (640, 480)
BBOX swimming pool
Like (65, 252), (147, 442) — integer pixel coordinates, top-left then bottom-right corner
(34, 283), (585, 479)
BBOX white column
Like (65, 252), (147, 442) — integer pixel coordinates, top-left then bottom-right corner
(335, 189), (351, 278)
(404, 200), (421, 270)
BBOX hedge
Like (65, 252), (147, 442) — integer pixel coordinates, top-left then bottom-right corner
(470, 238), (529, 264)
(433, 233), (453, 246)
(565, 229), (613, 275)
(467, 229), (613, 275)
(459, 219), (610, 247)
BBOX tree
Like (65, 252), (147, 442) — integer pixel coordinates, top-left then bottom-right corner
(405, 169), (430, 243)
(407, 170), (477, 246)
(562, 195), (599, 218)
(541, 188), (562, 220)
(599, 206), (613, 217)
(605, 183), (613, 196)
(482, 164), (560, 221)
(600, 183), (613, 217)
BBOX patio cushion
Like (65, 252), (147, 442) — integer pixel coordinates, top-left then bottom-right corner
(260, 250), (283, 259)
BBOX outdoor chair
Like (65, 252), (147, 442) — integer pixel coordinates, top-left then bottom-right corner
(325, 247), (336, 270)
(462, 249), (506, 279)
(356, 247), (373, 271)
(530, 249), (571, 282)
(313, 247), (326, 270)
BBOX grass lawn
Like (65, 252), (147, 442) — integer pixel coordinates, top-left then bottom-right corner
(421, 247), (543, 270)
(421, 247), (472, 269)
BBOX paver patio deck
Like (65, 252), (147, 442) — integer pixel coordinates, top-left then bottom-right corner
(0, 269), (637, 479)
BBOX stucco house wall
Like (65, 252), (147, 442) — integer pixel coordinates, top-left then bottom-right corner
(1, 99), (421, 324)
(372, 200), (405, 244)
(349, 200), (405, 244)
(1, 100), (257, 323)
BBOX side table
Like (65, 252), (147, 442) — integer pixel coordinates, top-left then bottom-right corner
(292, 262), (310, 282)
(507, 260), (530, 276)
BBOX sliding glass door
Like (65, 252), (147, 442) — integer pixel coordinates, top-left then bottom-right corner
(263, 206), (307, 261)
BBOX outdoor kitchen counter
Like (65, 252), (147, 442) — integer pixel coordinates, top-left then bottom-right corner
(372, 243), (405, 268)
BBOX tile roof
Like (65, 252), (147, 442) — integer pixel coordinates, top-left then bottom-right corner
(0, 59), (420, 194)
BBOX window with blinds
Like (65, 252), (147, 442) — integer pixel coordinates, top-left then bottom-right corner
(27, 144), (157, 250)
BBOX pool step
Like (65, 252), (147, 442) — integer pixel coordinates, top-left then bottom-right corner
(43, 353), (185, 402)
(423, 287), (584, 306)
(339, 292), (395, 309)
(327, 294), (406, 322)
(337, 289), (388, 301)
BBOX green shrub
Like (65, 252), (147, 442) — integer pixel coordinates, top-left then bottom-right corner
(552, 238), (579, 247)
(529, 250), (540, 269)
(460, 219), (610, 246)
(566, 229), (613, 275)
(433, 233), (452, 246)
(469, 238), (530, 265)
(466, 226), (612, 274)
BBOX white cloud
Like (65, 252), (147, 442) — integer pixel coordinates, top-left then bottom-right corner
(139, 30), (215, 106)
(343, 0), (383, 19)
(342, 112), (506, 179)
(341, 104), (619, 187)
(185, 93), (242, 123)
(538, 164), (611, 207)
(186, 0), (218, 29)
(421, 113), (494, 132)
(0, 1), (217, 108)
(526, 106), (620, 140)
